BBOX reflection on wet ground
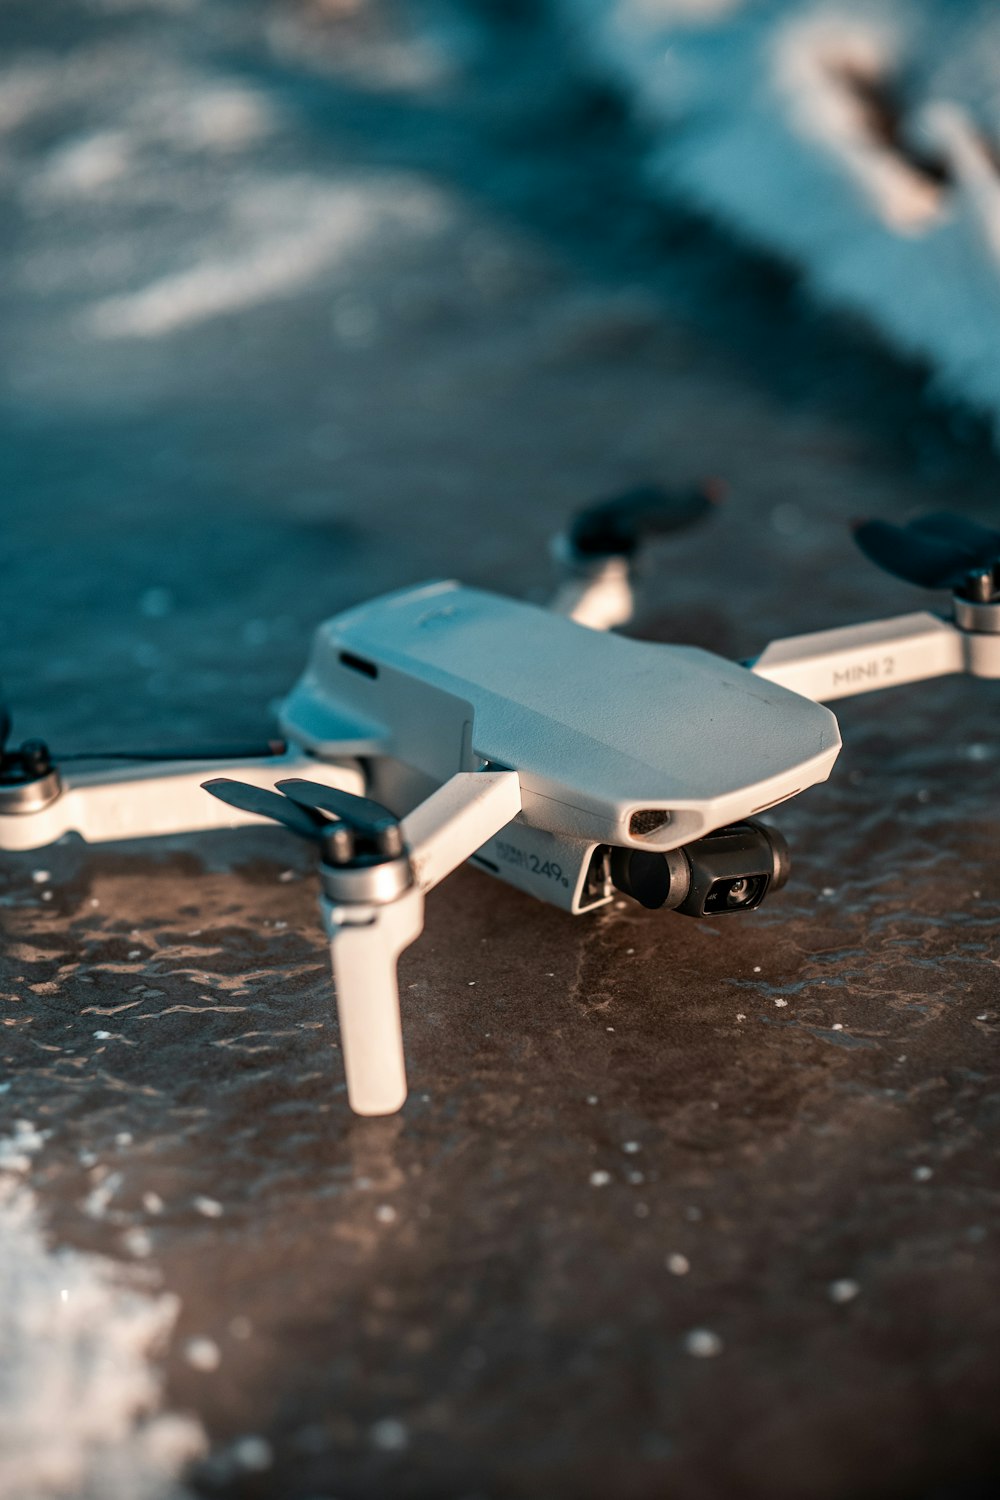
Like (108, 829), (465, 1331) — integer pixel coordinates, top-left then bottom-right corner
(0, 3), (998, 1497)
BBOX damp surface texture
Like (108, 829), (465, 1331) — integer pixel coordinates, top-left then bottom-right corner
(0, 4), (999, 1499)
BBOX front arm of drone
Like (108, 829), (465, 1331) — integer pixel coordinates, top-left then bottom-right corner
(0, 715), (521, 1116)
(203, 768), (522, 1115)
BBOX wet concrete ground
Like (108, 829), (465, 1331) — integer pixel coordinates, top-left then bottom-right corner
(1, 3), (999, 1497)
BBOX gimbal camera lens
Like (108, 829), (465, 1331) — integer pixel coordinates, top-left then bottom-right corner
(723, 876), (753, 906)
(610, 819), (789, 917)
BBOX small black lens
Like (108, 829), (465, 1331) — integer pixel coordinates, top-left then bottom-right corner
(703, 871), (767, 915)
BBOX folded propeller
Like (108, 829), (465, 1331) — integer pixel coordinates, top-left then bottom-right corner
(201, 777), (404, 867)
(853, 512), (1000, 599)
(568, 479), (724, 559)
(0, 699), (54, 784)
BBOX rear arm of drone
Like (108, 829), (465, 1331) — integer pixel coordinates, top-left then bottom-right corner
(322, 769), (522, 1115)
(551, 546), (637, 631)
(552, 498), (1000, 707)
(550, 483), (719, 631)
(751, 610), (1000, 702)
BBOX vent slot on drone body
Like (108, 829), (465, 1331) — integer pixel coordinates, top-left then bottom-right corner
(629, 809), (672, 838)
(339, 651), (378, 680)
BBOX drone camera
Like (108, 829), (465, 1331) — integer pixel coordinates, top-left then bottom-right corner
(677, 820), (790, 918)
(610, 819), (789, 917)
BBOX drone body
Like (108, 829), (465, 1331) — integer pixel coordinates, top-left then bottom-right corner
(1, 495), (998, 1116)
(280, 580), (841, 913)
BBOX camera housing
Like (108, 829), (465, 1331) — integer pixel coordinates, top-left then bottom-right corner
(610, 819), (790, 917)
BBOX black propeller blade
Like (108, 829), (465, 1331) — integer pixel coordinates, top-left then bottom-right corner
(568, 480), (723, 559)
(910, 513), (1000, 553)
(276, 779), (404, 858)
(202, 778), (331, 842)
(0, 698), (53, 784)
(853, 512), (1000, 593)
(202, 777), (400, 865)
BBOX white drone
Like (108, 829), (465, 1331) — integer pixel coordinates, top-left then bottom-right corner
(2, 493), (997, 1115)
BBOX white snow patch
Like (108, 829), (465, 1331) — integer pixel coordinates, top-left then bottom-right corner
(568, 0), (1000, 441)
(829, 1277), (861, 1302)
(193, 1195), (223, 1219)
(83, 1170), (124, 1222)
(147, 85), (276, 153)
(0, 1129), (203, 1499)
(622, 0), (741, 17)
(41, 132), (132, 195)
(773, 13), (943, 234)
(369, 1417), (409, 1453)
(123, 1227), (154, 1259)
(0, 62), (57, 132)
(89, 177), (449, 337)
(230, 1435), (273, 1472)
(684, 1327), (723, 1357)
(94, 1), (198, 12)
(0, 1120), (49, 1173)
(183, 1337), (221, 1372)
